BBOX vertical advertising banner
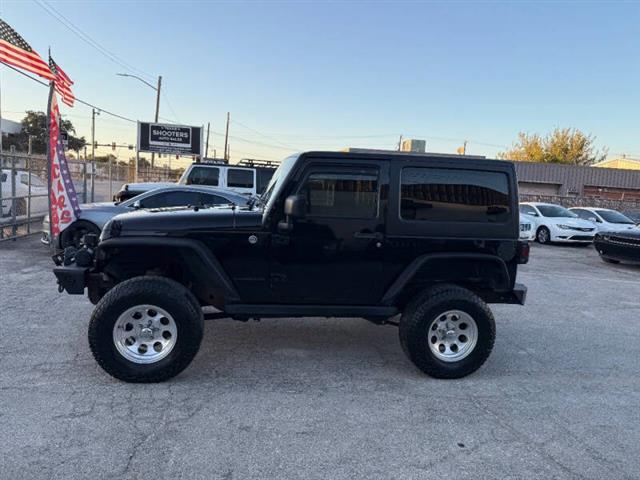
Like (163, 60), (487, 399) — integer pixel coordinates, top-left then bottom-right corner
(48, 91), (81, 239)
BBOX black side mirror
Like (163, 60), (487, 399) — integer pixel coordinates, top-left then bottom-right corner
(278, 195), (306, 232)
(284, 195), (306, 219)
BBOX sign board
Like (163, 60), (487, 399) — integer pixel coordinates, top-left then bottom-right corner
(137, 122), (202, 156)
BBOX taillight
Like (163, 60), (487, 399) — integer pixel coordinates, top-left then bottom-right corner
(516, 241), (530, 264)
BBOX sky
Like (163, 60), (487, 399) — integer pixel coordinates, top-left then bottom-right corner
(0, 0), (638, 168)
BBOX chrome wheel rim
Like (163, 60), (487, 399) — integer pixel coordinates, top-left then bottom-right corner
(113, 304), (177, 364)
(428, 310), (478, 362)
(538, 228), (549, 243)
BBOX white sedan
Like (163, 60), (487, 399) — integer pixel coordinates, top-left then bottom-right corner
(1, 169), (49, 217)
(519, 202), (597, 244)
(569, 207), (638, 233)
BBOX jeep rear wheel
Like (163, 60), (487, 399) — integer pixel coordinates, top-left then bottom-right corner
(88, 276), (203, 383)
(399, 284), (495, 379)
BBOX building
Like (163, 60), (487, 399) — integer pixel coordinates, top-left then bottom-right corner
(1, 118), (21, 136)
(514, 161), (640, 201)
(401, 139), (426, 153)
(592, 156), (640, 171)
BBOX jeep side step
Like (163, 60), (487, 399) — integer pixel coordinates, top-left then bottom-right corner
(222, 304), (399, 319)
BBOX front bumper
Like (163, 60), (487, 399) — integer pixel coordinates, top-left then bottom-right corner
(519, 230), (535, 241)
(551, 233), (594, 243)
(53, 265), (90, 294)
(594, 239), (640, 264)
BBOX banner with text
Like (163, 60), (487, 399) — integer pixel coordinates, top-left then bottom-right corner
(48, 92), (81, 238)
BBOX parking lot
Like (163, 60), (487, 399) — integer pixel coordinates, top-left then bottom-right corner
(1, 237), (639, 479)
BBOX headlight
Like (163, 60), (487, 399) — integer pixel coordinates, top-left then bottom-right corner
(557, 224), (572, 230)
(99, 220), (112, 241)
(99, 219), (121, 241)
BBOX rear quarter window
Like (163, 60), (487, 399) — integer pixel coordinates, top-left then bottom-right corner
(227, 168), (254, 189)
(186, 167), (219, 186)
(400, 167), (510, 223)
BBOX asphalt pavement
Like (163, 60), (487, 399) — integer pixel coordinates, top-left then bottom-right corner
(1, 236), (639, 479)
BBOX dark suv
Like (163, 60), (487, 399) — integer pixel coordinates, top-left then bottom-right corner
(53, 151), (528, 383)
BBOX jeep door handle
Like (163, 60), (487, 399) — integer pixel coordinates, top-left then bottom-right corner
(353, 231), (384, 241)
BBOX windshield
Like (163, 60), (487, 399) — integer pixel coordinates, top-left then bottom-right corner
(595, 209), (635, 224)
(537, 205), (577, 218)
(259, 154), (299, 211)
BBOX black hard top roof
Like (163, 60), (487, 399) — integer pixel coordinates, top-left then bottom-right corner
(298, 150), (515, 170)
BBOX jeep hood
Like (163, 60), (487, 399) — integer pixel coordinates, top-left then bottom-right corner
(108, 205), (262, 236)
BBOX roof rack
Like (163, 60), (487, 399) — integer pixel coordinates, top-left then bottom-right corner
(201, 158), (228, 165)
(238, 158), (281, 168)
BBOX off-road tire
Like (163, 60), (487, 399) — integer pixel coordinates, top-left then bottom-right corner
(536, 226), (551, 244)
(399, 284), (495, 379)
(88, 276), (204, 383)
(60, 220), (101, 249)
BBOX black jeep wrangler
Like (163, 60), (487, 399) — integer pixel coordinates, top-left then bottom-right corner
(53, 151), (528, 383)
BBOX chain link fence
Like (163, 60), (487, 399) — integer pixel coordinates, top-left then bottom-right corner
(1, 151), (181, 242)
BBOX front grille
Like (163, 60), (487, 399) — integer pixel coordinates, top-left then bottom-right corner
(569, 235), (595, 241)
(520, 224), (531, 232)
(572, 227), (595, 232)
(605, 235), (640, 248)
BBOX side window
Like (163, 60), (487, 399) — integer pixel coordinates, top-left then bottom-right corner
(401, 167), (510, 222)
(186, 167), (219, 186)
(571, 209), (590, 220)
(299, 170), (379, 218)
(139, 191), (201, 209)
(256, 168), (275, 194)
(20, 174), (29, 186)
(227, 168), (254, 189)
(200, 193), (227, 205)
(520, 204), (537, 216)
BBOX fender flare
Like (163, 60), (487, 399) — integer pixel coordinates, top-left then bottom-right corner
(380, 252), (512, 306)
(98, 237), (241, 303)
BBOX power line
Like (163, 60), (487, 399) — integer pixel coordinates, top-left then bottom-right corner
(161, 90), (181, 124)
(210, 130), (295, 152)
(1, 62), (136, 123)
(231, 119), (297, 150)
(33, 0), (155, 82)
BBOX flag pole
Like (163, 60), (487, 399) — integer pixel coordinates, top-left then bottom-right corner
(46, 79), (55, 250)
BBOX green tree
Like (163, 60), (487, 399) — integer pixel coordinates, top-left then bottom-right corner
(498, 128), (607, 166)
(6, 110), (86, 154)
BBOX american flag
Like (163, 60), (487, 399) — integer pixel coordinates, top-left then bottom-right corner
(49, 54), (75, 107)
(0, 18), (54, 81)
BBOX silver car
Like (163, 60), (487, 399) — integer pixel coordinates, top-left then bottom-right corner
(42, 185), (249, 248)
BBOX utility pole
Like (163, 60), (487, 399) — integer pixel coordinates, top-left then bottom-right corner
(116, 73), (161, 168)
(398, 135), (403, 151)
(91, 108), (99, 164)
(224, 112), (230, 163)
(205, 122), (211, 160)
(150, 75), (162, 169)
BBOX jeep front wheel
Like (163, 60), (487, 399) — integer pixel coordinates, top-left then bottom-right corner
(399, 285), (495, 379)
(88, 276), (204, 382)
